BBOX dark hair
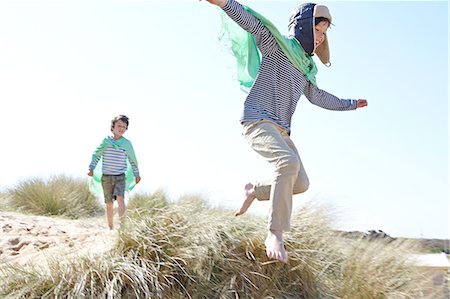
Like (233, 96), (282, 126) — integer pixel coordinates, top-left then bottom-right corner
(315, 17), (330, 27)
(110, 115), (129, 132)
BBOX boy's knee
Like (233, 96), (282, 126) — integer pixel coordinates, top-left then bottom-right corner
(294, 179), (309, 194)
(277, 156), (300, 175)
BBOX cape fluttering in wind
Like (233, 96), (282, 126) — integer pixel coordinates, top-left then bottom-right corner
(219, 5), (318, 92)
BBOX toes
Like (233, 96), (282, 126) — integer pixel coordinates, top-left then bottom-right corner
(266, 250), (274, 260)
(265, 248), (288, 263)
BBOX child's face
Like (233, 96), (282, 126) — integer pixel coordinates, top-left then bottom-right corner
(314, 21), (329, 49)
(112, 120), (127, 139)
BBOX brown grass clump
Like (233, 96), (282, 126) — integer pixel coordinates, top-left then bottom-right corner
(4, 174), (102, 218)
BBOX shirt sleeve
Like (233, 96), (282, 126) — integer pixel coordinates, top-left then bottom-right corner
(303, 82), (357, 111)
(128, 157), (140, 177)
(222, 0), (277, 56)
(88, 142), (105, 171)
(126, 143), (140, 177)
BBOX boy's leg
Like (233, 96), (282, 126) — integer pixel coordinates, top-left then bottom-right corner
(106, 202), (114, 230)
(249, 137), (309, 200)
(117, 196), (125, 219)
(102, 175), (115, 230)
(234, 183), (256, 216)
(242, 120), (300, 262)
(285, 137), (309, 195)
(113, 174), (126, 222)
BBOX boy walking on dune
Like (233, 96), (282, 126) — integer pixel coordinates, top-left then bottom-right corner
(88, 115), (141, 230)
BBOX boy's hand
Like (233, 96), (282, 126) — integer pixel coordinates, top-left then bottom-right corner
(87, 170), (93, 177)
(135, 176), (141, 184)
(205, 0), (227, 8)
(356, 99), (368, 108)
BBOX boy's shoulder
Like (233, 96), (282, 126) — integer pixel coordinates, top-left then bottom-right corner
(100, 136), (131, 148)
(119, 136), (131, 143)
(115, 136), (133, 148)
(103, 135), (129, 142)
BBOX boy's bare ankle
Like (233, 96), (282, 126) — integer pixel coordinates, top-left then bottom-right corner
(245, 183), (256, 197)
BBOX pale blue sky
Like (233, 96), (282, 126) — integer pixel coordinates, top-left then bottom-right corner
(0, 0), (448, 239)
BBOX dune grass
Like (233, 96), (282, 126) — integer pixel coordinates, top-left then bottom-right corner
(3, 174), (102, 218)
(0, 187), (438, 298)
(0, 188), (9, 210)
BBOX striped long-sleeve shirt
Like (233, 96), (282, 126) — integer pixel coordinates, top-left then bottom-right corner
(89, 136), (139, 176)
(222, 0), (357, 134)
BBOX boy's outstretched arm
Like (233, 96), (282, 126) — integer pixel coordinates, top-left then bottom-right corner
(205, 0), (227, 8)
(304, 82), (368, 111)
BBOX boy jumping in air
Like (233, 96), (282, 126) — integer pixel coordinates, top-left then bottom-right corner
(205, 0), (368, 262)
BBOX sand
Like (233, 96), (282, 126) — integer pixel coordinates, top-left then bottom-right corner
(0, 211), (117, 267)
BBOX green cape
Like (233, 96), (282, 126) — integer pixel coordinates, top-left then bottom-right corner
(220, 5), (318, 90)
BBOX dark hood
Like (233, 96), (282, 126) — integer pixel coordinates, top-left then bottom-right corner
(288, 3), (316, 56)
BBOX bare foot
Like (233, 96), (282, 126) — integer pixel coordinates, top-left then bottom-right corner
(265, 230), (288, 263)
(234, 183), (256, 216)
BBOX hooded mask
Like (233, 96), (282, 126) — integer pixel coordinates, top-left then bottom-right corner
(288, 3), (332, 65)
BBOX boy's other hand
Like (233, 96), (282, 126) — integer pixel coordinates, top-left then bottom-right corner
(135, 176), (141, 184)
(87, 170), (93, 177)
(356, 99), (368, 108)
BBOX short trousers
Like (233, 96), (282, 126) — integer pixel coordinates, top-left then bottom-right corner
(101, 174), (125, 203)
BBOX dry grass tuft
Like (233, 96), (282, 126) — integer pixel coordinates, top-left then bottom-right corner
(5, 174), (102, 218)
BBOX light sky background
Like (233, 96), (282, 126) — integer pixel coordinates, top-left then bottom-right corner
(0, 0), (448, 239)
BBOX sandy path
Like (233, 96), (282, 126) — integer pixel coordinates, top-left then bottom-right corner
(0, 211), (117, 267)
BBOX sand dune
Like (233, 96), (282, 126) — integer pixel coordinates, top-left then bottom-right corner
(0, 211), (117, 267)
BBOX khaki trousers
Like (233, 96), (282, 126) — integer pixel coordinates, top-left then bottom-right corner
(242, 120), (309, 231)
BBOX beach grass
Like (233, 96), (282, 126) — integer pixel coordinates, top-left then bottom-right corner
(0, 179), (439, 298)
(3, 174), (102, 218)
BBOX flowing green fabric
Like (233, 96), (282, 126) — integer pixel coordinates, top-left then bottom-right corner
(220, 6), (318, 90)
(89, 136), (138, 197)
